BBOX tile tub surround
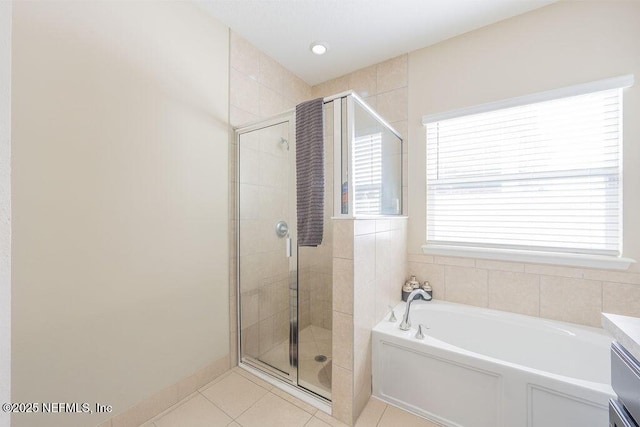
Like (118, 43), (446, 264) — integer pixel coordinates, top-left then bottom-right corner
(408, 253), (640, 328)
(332, 218), (408, 426)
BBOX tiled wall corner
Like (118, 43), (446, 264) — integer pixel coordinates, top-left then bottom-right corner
(333, 220), (354, 260)
(229, 32), (311, 128)
(407, 253), (640, 328)
(332, 364), (354, 424)
(334, 257), (354, 315)
(331, 219), (355, 425)
(331, 218), (407, 425)
(352, 228), (376, 424)
(333, 311), (354, 371)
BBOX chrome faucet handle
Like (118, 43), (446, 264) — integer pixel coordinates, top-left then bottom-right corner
(415, 324), (426, 340)
(388, 305), (397, 322)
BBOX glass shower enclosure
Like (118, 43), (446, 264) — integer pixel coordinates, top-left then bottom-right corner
(236, 92), (402, 403)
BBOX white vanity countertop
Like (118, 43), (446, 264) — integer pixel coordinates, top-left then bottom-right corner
(602, 312), (640, 361)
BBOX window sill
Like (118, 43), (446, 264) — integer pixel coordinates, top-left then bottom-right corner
(421, 244), (636, 271)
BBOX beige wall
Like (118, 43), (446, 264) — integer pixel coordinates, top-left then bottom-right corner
(11, 2), (229, 427)
(407, 1), (640, 326)
(0, 2), (11, 426)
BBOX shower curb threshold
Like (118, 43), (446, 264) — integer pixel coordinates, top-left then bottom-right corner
(237, 362), (332, 415)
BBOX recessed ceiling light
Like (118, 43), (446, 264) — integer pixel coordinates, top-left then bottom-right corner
(310, 42), (328, 55)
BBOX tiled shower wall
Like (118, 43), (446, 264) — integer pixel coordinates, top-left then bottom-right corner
(298, 100), (335, 332)
(331, 218), (408, 426)
(229, 31), (312, 366)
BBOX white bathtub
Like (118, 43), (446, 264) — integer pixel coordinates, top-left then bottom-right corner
(372, 300), (614, 427)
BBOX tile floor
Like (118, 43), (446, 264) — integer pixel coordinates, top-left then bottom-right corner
(142, 366), (441, 427)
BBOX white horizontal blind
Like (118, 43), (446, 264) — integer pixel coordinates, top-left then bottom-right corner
(354, 133), (382, 214)
(426, 88), (623, 256)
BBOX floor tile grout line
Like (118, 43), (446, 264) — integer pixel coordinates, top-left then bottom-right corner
(270, 387), (319, 416)
(375, 404), (389, 427)
(238, 390), (313, 426)
(267, 388), (315, 414)
(230, 387), (273, 423)
(197, 389), (242, 422)
(199, 369), (235, 394)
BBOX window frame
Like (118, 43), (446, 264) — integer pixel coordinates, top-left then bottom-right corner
(421, 75), (635, 270)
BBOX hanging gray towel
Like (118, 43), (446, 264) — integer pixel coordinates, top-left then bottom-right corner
(296, 98), (325, 247)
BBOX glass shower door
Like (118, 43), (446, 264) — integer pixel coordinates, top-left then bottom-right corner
(237, 117), (297, 381)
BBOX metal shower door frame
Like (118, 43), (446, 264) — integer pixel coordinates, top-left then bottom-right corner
(235, 112), (298, 386)
(328, 91), (403, 218)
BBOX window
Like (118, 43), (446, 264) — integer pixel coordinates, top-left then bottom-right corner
(423, 76), (633, 261)
(353, 132), (382, 214)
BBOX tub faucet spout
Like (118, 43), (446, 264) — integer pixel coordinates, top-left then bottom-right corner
(399, 289), (432, 331)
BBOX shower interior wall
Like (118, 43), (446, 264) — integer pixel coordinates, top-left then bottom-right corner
(228, 32), (314, 367)
(298, 102), (334, 333)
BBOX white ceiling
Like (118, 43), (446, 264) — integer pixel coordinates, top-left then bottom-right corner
(198, 0), (557, 86)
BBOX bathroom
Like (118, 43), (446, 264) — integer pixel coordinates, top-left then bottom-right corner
(1, 1), (640, 427)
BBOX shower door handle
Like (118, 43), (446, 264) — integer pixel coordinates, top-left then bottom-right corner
(275, 221), (292, 258)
